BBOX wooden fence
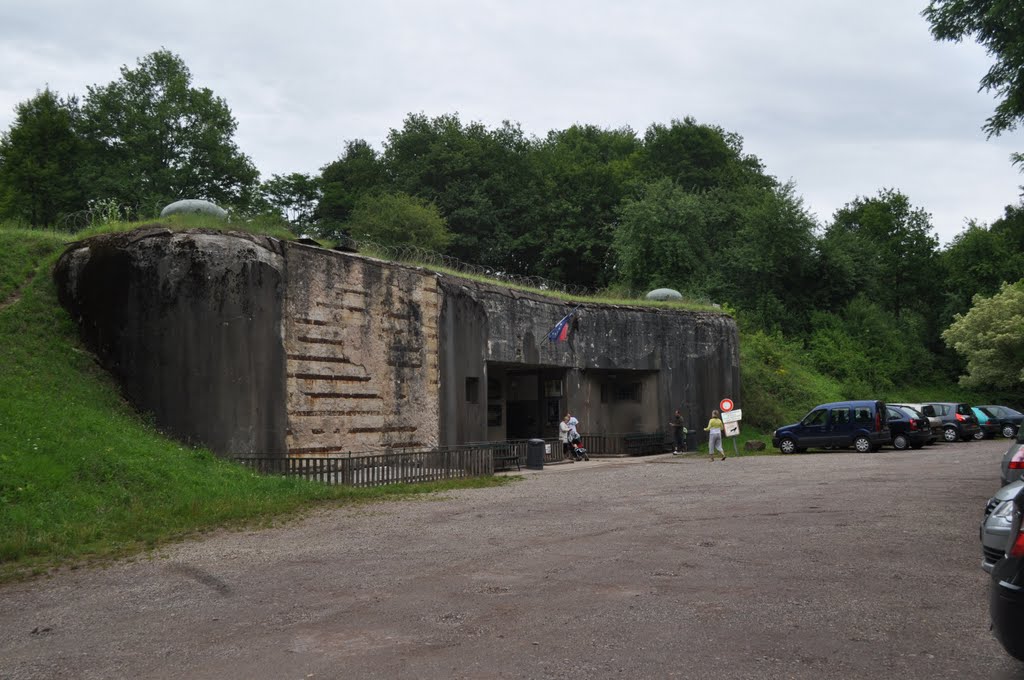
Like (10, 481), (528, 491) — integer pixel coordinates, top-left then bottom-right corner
(234, 446), (493, 488)
(233, 432), (670, 487)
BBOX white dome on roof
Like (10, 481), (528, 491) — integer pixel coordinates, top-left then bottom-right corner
(160, 199), (228, 219)
(645, 288), (683, 301)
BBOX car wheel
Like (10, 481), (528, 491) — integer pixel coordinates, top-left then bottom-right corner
(1004, 424), (1018, 439)
(943, 426), (958, 443)
(854, 436), (872, 453)
(973, 430), (985, 441)
(893, 434), (909, 450)
(779, 438), (797, 454)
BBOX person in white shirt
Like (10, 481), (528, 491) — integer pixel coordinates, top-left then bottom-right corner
(559, 414), (573, 460)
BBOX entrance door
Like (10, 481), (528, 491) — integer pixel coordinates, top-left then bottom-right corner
(501, 367), (565, 440)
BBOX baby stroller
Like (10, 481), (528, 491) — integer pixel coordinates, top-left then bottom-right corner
(569, 432), (589, 461)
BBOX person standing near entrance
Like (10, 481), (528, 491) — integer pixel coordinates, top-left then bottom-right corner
(669, 409), (687, 454)
(559, 414), (573, 460)
(705, 409), (725, 461)
(567, 413), (580, 440)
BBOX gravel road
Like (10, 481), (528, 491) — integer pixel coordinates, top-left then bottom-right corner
(1, 439), (1021, 679)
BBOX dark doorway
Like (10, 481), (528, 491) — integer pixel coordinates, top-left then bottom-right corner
(492, 364), (565, 440)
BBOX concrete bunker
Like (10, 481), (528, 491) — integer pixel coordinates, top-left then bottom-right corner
(54, 228), (740, 457)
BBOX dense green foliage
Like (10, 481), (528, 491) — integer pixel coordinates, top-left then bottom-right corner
(78, 50), (259, 215)
(0, 50), (261, 225)
(346, 191), (452, 250)
(942, 280), (1024, 390)
(0, 89), (85, 227)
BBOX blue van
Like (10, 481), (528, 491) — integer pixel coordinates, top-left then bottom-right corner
(772, 400), (891, 454)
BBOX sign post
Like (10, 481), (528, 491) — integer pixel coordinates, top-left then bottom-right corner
(719, 399), (741, 457)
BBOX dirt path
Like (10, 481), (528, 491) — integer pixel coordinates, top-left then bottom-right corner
(0, 441), (1018, 679)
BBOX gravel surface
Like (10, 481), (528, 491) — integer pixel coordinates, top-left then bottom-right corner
(1, 439), (1021, 679)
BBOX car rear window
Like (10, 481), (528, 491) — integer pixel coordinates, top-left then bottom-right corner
(956, 404), (972, 416)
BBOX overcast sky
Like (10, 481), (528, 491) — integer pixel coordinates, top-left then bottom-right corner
(2, 0), (1021, 244)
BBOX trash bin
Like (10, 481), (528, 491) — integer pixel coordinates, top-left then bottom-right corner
(526, 438), (545, 470)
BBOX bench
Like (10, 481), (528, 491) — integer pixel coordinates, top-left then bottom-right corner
(492, 443), (520, 471)
(623, 432), (667, 455)
(469, 441), (521, 472)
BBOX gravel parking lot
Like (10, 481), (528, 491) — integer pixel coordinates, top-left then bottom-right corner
(1, 439), (1021, 680)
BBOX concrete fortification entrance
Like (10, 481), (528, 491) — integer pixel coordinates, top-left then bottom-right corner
(54, 228), (740, 456)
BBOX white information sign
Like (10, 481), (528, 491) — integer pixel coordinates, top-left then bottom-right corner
(721, 409), (743, 423)
(724, 422), (740, 437)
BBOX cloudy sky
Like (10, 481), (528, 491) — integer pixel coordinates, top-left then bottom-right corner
(2, 0), (1021, 243)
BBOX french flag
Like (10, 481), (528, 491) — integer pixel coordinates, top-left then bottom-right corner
(547, 306), (579, 343)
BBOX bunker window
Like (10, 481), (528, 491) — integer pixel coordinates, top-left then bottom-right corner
(465, 377), (479, 404)
(614, 383), (642, 403)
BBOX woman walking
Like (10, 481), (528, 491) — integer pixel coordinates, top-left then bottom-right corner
(705, 409), (725, 461)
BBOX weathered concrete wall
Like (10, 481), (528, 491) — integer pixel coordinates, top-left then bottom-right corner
(437, 279), (740, 440)
(282, 244), (441, 454)
(54, 228), (288, 454)
(55, 228), (739, 456)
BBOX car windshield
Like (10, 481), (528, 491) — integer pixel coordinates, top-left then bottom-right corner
(802, 409), (827, 426)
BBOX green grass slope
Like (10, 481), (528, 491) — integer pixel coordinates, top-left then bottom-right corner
(0, 223), (504, 583)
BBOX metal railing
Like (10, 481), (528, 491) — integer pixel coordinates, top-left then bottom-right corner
(233, 431), (670, 486)
(234, 445), (493, 487)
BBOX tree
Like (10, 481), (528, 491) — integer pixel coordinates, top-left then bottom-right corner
(820, 189), (939, 319)
(345, 192), (451, 251)
(942, 279), (1024, 390)
(318, 139), (387, 229)
(382, 113), (541, 272)
(637, 117), (770, 192)
(611, 178), (715, 294)
(530, 124), (640, 288)
(924, 1), (1024, 138)
(940, 216), (1024, 318)
(0, 88), (85, 226)
(717, 182), (820, 333)
(260, 172), (321, 232)
(78, 49), (259, 215)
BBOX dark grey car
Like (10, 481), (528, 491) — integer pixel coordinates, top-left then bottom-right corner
(920, 402), (981, 442)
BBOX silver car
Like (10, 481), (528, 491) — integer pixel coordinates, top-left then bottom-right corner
(981, 480), (1024, 572)
(1000, 428), (1024, 486)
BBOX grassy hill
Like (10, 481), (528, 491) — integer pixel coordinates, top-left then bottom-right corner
(0, 222), (504, 583)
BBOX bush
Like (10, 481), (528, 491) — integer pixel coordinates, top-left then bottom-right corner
(740, 330), (844, 429)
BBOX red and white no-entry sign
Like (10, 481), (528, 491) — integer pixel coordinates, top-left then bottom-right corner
(719, 398), (734, 412)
